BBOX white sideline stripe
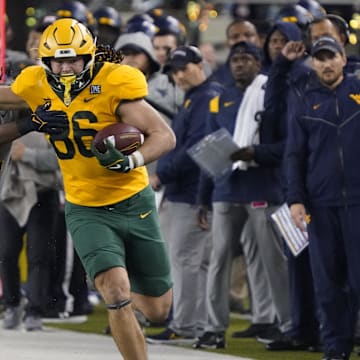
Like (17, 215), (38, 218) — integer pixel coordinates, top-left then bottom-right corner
(0, 320), (253, 360)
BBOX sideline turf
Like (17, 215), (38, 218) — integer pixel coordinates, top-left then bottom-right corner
(45, 305), (358, 359)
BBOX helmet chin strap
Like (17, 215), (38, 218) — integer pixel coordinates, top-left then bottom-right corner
(59, 74), (77, 106)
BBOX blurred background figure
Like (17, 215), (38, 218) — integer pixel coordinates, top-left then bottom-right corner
(26, 15), (58, 64)
(4, 14), (32, 82)
(275, 3), (314, 31)
(124, 13), (157, 39)
(56, 0), (97, 36)
(149, 11), (187, 67)
(93, 6), (122, 46)
(298, 0), (326, 19)
(0, 132), (61, 331)
(115, 30), (182, 127)
(199, 42), (219, 75)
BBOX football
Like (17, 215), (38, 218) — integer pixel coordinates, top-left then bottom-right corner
(92, 123), (144, 155)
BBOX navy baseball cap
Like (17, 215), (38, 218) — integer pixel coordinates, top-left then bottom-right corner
(311, 36), (344, 57)
(163, 45), (202, 72)
(229, 41), (262, 61)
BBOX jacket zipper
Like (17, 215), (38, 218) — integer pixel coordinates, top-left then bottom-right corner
(335, 93), (347, 204)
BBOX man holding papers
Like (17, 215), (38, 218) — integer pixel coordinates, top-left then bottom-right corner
(194, 41), (291, 349)
(286, 36), (360, 360)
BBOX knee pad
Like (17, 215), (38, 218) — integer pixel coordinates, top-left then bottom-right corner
(106, 299), (131, 310)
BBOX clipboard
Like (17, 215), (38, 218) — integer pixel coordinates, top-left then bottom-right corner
(187, 128), (239, 180)
(271, 203), (309, 257)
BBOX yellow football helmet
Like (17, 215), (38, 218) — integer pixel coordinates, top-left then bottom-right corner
(39, 18), (96, 96)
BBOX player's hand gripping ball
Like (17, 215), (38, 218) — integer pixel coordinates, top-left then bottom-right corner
(91, 123), (145, 173)
(92, 123), (144, 155)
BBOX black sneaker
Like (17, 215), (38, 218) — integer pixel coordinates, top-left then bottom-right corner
(146, 327), (196, 345)
(307, 341), (323, 352)
(322, 352), (348, 360)
(266, 335), (313, 351)
(256, 325), (282, 344)
(193, 332), (226, 349)
(232, 323), (274, 338)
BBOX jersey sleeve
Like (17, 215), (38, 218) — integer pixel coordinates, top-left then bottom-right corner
(107, 64), (148, 101)
(11, 65), (48, 111)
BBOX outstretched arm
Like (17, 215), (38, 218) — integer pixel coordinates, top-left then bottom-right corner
(0, 121), (22, 145)
(0, 86), (28, 145)
(0, 85), (28, 109)
(0, 87), (69, 145)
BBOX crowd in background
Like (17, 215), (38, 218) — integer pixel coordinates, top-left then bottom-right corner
(1, 1), (360, 360)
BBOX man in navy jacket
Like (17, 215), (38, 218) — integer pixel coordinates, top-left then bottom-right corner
(286, 36), (360, 360)
(266, 15), (360, 353)
(147, 45), (223, 344)
(194, 41), (291, 349)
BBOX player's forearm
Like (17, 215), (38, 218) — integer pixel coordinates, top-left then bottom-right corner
(0, 122), (22, 145)
(0, 103), (29, 110)
(140, 128), (176, 164)
(0, 86), (29, 110)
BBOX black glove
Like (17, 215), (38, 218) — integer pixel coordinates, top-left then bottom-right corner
(230, 146), (255, 162)
(16, 103), (69, 135)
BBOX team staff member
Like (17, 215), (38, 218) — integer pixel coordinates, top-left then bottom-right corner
(194, 42), (290, 349)
(147, 46), (222, 343)
(0, 18), (175, 360)
(209, 18), (261, 86)
(286, 36), (360, 360)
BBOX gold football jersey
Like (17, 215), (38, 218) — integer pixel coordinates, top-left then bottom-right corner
(11, 62), (149, 206)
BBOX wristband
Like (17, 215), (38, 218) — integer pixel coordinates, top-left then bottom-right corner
(130, 150), (144, 168)
(127, 155), (135, 170)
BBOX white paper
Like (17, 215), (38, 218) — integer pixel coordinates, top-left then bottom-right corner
(271, 203), (309, 257)
(187, 128), (239, 180)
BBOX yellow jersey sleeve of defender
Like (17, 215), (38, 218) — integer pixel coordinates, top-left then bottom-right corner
(11, 66), (51, 111)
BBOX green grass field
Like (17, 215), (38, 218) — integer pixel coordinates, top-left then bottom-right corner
(44, 304), (357, 359)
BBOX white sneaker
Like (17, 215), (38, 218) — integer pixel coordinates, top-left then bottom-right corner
(24, 315), (42, 331)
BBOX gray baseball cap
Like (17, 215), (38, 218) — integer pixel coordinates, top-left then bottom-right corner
(114, 31), (160, 73)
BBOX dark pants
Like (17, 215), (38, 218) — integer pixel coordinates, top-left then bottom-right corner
(308, 205), (360, 357)
(47, 209), (90, 314)
(285, 246), (320, 342)
(0, 190), (58, 316)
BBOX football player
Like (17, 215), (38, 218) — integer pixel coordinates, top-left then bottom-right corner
(0, 18), (175, 359)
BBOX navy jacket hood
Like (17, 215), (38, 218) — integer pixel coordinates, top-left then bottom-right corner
(263, 21), (302, 70)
